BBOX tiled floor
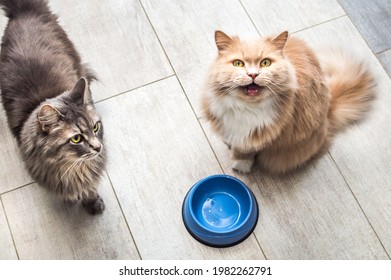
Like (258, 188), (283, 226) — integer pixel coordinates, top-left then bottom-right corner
(339, 0), (391, 77)
(1, 0), (391, 260)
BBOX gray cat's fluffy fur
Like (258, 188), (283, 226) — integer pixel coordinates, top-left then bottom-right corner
(0, 0), (107, 214)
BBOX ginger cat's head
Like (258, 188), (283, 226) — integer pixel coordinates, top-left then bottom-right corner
(208, 30), (297, 103)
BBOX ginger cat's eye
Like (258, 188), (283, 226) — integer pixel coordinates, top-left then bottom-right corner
(232, 60), (245, 67)
(93, 122), (100, 133)
(260, 58), (271, 67)
(70, 134), (82, 143)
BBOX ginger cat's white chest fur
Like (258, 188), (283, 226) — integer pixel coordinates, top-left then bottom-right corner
(209, 91), (278, 148)
(202, 30), (376, 174)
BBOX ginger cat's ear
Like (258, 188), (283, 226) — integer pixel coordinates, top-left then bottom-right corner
(215, 30), (234, 52)
(271, 31), (289, 51)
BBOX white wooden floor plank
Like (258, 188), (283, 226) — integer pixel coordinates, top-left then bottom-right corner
(377, 50), (391, 78)
(294, 16), (391, 257)
(202, 120), (388, 259)
(49, 0), (173, 101)
(0, 11), (33, 194)
(241, 0), (345, 35)
(339, 0), (391, 53)
(0, 199), (17, 259)
(0, 110), (33, 194)
(141, 0), (260, 115)
(100, 77), (264, 259)
(2, 176), (139, 259)
(1, 0), (390, 260)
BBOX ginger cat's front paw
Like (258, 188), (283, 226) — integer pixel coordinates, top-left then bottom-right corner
(232, 158), (254, 173)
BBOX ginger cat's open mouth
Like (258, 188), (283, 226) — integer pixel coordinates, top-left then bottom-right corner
(244, 83), (262, 96)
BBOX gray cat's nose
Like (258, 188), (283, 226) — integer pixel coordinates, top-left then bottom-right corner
(91, 143), (102, 153)
(90, 143), (103, 153)
(89, 138), (102, 153)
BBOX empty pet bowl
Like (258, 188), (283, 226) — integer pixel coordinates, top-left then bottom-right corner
(182, 174), (258, 247)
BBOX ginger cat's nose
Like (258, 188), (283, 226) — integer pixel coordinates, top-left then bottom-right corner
(248, 73), (258, 80)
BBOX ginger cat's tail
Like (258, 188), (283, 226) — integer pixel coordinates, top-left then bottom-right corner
(318, 48), (376, 133)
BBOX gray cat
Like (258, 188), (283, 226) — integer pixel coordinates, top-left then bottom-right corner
(0, 0), (106, 214)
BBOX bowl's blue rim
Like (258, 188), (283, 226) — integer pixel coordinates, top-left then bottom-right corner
(182, 175), (259, 248)
(187, 174), (254, 234)
(182, 174), (259, 248)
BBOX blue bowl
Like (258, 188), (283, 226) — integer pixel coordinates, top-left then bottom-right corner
(182, 175), (258, 247)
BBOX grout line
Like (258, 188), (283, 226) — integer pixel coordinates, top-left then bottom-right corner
(138, 0), (193, 111)
(209, 2), (266, 256)
(335, 5), (391, 79)
(138, 0), (225, 173)
(238, 1), (274, 258)
(331, 3), (382, 57)
(328, 152), (391, 259)
(292, 14), (347, 35)
(217, 168), (267, 259)
(291, 12), (386, 65)
(253, 233), (268, 260)
(95, 74), (176, 104)
(0, 196), (21, 259)
(0, 181), (35, 196)
(141, 0), (270, 259)
(336, 1), (376, 56)
(200, 142), (267, 258)
(105, 171), (143, 260)
(138, 2), (271, 258)
(375, 48), (391, 56)
(238, 0), (262, 36)
(138, 0), (177, 78)
(177, 83), (225, 174)
(240, 0), (347, 40)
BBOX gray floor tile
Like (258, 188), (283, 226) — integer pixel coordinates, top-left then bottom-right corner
(203, 116), (388, 259)
(242, 0), (345, 35)
(2, 176), (139, 259)
(141, 0), (259, 115)
(296, 16), (391, 258)
(377, 49), (391, 78)
(0, 109), (33, 194)
(1, 0), (391, 260)
(49, 0), (173, 101)
(339, 0), (391, 53)
(0, 200), (17, 259)
(99, 76), (264, 259)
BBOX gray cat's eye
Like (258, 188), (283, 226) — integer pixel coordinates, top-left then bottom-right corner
(93, 122), (100, 133)
(70, 134), (83, 143)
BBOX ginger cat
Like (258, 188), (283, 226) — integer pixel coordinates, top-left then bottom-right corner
(202, 30), (375, 174)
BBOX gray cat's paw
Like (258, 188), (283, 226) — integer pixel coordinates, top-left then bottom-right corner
(82, 196), (105, 215)
(232, 159), (253, 174)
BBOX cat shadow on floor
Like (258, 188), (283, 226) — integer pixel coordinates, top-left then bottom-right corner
(233, 151), (330, 206)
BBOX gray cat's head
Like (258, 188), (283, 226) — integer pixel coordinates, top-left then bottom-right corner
(35, 78), (104, 160)
(20, 78), (106, 197)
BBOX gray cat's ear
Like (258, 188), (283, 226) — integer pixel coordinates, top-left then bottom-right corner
(215, 30), (233, 52)
(70, 77), (92, 105)
(38, 104), (62, 132)
(271, 31), (289, 51)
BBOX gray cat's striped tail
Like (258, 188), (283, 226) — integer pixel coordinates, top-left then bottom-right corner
(0, 0), (50, 18)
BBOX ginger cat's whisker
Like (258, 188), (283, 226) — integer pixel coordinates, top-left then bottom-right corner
(202, 30), (376, 174)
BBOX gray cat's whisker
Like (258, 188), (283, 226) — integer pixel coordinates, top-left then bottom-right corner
(1, 0), (107, 214)
(56, 158), (84, 189)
